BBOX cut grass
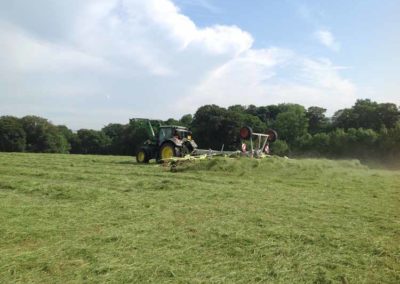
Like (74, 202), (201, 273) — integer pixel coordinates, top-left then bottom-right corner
(0, 153), (399, 283)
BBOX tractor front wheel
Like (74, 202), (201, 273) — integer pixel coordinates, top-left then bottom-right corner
(136, 148), (150, 163)
(181, 141), (194, 156)
(160, 143), (176, 161)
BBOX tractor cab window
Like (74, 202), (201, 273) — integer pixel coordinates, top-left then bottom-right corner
(176, 130), (191, 139)
(159, 128), (172, 141)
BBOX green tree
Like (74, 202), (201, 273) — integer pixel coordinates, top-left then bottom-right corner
(118, 119), (151, 156)
(306, 106), (330, 134)
(351, 99), (380, 130)
(57, 125), (76, 152)
(192, 105), (227, 149)
(333, 99), (399, 131)
(332, 109), (353, 130)
(164, 118), (180, 125)
(310, 133), (330, 155)
(270, 140), (289, 156)
(345, 128), (378, 159)
(179, 114), (193, 127)
(0, 116), (26, 152)
(192, 104), (266, 150)
(378, 121), (400, 164)
(21, 116), (69, 153)
(229, 104), (247, 114)
(43, 127), (70, 153)
(74, 129), (111, 154)
(102, 123), (126, 155)
(264, 105), (282, 122)
(327, 128), (348, 157)
(274, 104), (308, 145)
(376, 103), (399, 129)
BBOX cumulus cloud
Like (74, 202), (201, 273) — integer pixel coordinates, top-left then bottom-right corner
(0, 0), (355, 128)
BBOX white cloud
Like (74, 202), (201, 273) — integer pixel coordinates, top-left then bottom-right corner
(0, 0), (356, 129)
(314, 29), (340, 51)
(125, 0), (253, 55)
(0, 24), (109, 73)
(175, 49), (356, 115)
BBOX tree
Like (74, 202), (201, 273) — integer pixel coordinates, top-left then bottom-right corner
(332, 109), (353, 130)
(164, 118), (180, 125)
(270, 140), (289, 156)
(179, 114), (193, 127)
(351, 99), (380, 130)
(376, 103), (399, 129)
(264, 105), (282, 122)
(192, 104), (266, 150)
(57, 125), (76, 153)
(228, 105), (247, 113)
(191, 105), (227, 149)
(57, 125), (75, 142)
(327, 128), (348, 157)
(345, 128), (378, 159)
(74, 129), (111, 154)
(117, 119), (151, 156)
(0, 116), (26, 152)
(332, 99), (399, 131)
(378, 121), (400, 163)
(309, 133), (330, 155)
(21, 116), (49, 151)
(274, 105), (308, 145)
(21, 116), (70, 153)
(102, 123), (126, 155)
(306, 106), (329, 134)
(254, 106), (270, 124)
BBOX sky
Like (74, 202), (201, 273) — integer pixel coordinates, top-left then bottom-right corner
(0, 0), (399, 129)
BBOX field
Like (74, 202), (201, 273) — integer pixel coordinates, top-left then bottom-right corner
(0, 153), (399, 283)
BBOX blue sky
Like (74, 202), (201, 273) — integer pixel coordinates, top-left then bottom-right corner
(0, 0), (399, 129)
(177, 0), (400, 94)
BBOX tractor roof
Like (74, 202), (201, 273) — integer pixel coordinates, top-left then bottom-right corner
(160, 125), (189, 130)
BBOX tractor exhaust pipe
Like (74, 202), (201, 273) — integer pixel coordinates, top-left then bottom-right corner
(147, 121), (155, 139)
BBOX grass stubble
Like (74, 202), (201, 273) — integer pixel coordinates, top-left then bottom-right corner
(0, 153), (399, 283)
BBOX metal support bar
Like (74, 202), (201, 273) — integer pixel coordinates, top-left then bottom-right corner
(252, 132), (270, 137)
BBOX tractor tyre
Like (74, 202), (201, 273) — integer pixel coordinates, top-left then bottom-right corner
(136, 148), (150, 163)
(266, 129), (278, 142)
(159, 142), (177, 161)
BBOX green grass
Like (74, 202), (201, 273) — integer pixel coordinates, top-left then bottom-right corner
(0, 153), (399, 283)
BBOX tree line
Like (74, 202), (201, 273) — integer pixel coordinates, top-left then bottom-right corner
(1, 99), (399, 164)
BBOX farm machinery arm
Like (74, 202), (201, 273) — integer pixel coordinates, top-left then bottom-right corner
(132, 118), (158, 139)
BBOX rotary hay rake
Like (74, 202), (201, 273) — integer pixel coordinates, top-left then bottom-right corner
(163, 126), (278, 169)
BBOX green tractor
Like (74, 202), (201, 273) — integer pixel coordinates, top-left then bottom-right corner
(136, 120), (198, 163)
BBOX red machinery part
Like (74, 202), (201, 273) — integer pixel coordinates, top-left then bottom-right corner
(239, 126), (253, 140)
(266, 129), (278, 142)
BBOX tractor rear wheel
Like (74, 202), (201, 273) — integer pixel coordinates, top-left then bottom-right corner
(160, 143), (176, 160)
(136, 148), (150, 163)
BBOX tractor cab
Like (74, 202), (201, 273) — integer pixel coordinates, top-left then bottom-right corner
(158, 126), (193, 145)
(136, 122), (197, 163)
